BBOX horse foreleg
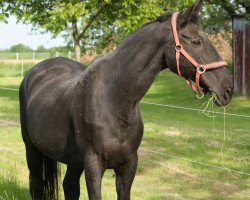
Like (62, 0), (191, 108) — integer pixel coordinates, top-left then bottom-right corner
(84, 151), (106, 200)
(115, 153), (138, 200)
(63, 165), (84, 200)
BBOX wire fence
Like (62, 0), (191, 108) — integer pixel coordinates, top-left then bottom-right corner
(141, 101), (250, 118)
(0, 52), (75, 60)
(0, 86), (249, 199)
(0, 87), (249, 175)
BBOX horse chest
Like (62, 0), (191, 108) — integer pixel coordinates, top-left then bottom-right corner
(89, 121), (144, 168)
(98, 138), (138, 169)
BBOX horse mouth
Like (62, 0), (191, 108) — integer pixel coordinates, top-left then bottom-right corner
(214, 97), (223, 106)
(208, 91), (231, 107)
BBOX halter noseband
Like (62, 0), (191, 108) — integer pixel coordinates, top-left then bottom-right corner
(171, 12), (228, 98)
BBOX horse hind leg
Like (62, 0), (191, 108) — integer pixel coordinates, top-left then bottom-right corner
(20, 89), (44, 199)
(25, 144), (44, 200)
(25, 143), (60, 200)
(63, 165), (84, 200)
(20, 82), (59, 200)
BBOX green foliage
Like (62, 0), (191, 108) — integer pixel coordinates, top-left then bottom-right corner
(9, 43), (33, 53)
(35, 45), (47, 52)
(208, 0), (250, 15)
(202, 0), (250, 32)
(0, 1), (8, 22)
(4, 0), (249, 55)
(4, 0), (197, 55)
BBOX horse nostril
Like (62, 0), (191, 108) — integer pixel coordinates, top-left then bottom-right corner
(226, 88), (232, 95)
(224, 88), (232, 100)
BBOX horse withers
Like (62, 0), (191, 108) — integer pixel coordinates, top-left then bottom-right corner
(19, 0), (232, 199)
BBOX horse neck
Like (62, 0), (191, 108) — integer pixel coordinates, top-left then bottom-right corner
(109, 22), (166, 108)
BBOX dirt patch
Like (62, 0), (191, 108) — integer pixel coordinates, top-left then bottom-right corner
(211, 181), (239, 196)
(0, 120), (19, 127)
(164, 127), (181, 136)
(205, 140), (221, 148)
(166, 163), (198, 178)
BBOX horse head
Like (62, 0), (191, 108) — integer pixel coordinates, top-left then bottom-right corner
(162, 0), (233, 106)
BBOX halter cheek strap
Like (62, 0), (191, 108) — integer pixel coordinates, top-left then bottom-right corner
(171, 12), (228, 96)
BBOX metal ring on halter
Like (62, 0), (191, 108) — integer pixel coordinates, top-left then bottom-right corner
(197, 65), (206, 74)
(196, 92), (205, 99)
(175, 45), (183, 52)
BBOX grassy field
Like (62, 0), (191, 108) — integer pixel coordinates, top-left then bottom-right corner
(0, 68), (249, 199)
(0, 62), (36, 77)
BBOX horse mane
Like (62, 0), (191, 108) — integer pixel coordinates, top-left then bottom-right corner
(155, 13), (172, 23)
(140, 12), (172, 28)
(117, 12), (172, 50)
(155, 12), (200, 26)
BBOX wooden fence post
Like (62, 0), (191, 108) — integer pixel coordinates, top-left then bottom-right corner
(233, 15), (250, 96)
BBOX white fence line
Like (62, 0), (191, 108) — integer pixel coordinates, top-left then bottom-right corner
(0, 120), (20, 126)
(141, 101), (250, 118)
(0, 52), (74, 60)
(1, 118), (249, 177)
(1, 87), (250, 119)
(139, 148), (250, 176)
(0, 87), (19, 91)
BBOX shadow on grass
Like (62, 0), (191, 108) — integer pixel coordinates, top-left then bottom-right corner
(0, 176), (30, 200)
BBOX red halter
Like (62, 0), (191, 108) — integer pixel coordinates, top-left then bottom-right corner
(171, 12), (228, 97)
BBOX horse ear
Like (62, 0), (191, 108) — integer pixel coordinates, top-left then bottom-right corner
(180, 0), (202, 27)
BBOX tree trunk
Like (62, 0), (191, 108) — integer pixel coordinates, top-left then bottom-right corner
(72, 20), (81, 62)
(74, 41), (81, 62)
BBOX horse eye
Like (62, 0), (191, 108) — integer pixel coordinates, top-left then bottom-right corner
(191, 38), (202, 46)
(181, 34), (190, 39)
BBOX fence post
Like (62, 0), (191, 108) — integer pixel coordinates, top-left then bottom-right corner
(68, 51), (71, 59)
(33, 52), (35, 60)
(233, 15), (250, 96)
(16, 52), (19, 60)
(56, 52), (59, 57)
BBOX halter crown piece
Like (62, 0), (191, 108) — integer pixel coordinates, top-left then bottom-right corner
(171, 12), (228, 98)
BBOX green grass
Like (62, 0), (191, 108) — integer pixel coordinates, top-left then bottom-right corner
(0, 70), (249, 199)
(0, 63), (34, 77)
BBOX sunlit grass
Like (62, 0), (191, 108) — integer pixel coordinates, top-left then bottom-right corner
(0, 70), (249, 199)
(0, 63), (34, 77)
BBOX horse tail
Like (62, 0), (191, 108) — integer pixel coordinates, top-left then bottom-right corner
(42, 155), (60, 200)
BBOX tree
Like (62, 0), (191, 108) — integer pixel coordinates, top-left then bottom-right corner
(202, 0), (250, 32)
(207, 0), (250, 15)
(6, 0), (197, 62)
(0, 0), (8, 22)
(36, 45), (47, 52)
(6, 0), (244, 61)
(10, 43), (33, 52)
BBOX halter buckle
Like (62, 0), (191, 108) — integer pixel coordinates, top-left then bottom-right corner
(175, 45), (183, 52)
(196, 92), (204, 99)
(197, 65), (206, 74)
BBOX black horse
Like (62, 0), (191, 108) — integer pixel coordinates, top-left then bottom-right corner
(19, 1), (233, 199)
